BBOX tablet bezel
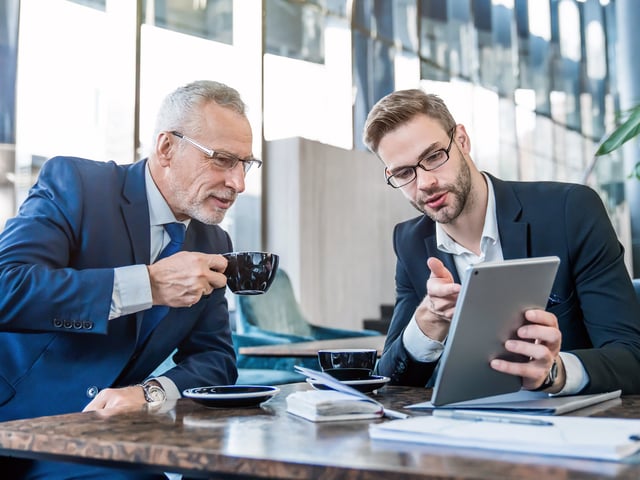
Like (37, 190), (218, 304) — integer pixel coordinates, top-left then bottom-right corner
(430, 256), (560, 406)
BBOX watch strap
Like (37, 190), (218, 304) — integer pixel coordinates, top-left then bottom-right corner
(531, 359), (558, 392)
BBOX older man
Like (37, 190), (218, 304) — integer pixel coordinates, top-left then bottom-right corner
(0, 80), (261, 478)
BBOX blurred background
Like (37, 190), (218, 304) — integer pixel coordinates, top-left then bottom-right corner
(1, 0), (638, 332)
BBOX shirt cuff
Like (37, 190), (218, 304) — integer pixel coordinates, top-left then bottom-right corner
(110, 265), (153, 320)
(152, 376), (182, 401)
(402, 314), (446, 362)
(554, 351), (589, 395)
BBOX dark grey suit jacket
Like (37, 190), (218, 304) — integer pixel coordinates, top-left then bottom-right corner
(375, 174), (640, 394)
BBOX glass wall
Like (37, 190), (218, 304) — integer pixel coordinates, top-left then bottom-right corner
(347, 0), (629, 263)
(263, 0), (353, 149)
(0, 0), (19, 225)
(2, 0), (631, 256)
(8, 0), (263, 254)
(350, 0), (619, 183)
(149, 0), (234, 45)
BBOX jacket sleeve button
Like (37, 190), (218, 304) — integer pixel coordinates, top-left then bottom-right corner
(86, 386), (99, 398)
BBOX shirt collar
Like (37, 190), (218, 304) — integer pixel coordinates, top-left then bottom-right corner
(145, 161), (190, 229)
(436, 172), (499, 255)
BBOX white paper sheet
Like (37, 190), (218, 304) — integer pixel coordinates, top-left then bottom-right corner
(369, 414), (640, 461)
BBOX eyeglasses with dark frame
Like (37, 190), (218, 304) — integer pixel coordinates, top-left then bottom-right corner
(171, 131), (262, 174)
(384, 128), (456, 188)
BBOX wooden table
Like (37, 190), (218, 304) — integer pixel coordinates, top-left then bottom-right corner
(239, 335), (387, 357)
(1, 383), (639, 479)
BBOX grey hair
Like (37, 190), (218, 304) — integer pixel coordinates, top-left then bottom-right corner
(363, 89), (456, 154)
(153, 80), (247, 141)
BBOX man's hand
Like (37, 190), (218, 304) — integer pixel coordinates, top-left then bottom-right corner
(490, 309), (565, 393)
(414, 257), (461, 342)
(82, 386), (146, 412)
(147, 252), (228, 308)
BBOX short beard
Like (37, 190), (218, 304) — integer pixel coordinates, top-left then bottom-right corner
(167, 177), (235, 225)
(185, 202), (228, 225)
(417, 159), (472, 224)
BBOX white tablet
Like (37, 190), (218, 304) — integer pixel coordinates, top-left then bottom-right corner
(430, 256), (560, 406)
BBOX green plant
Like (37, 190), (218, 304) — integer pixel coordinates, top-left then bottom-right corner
(596, 104), (640, 179)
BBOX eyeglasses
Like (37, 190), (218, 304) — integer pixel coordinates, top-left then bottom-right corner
(384, 128), (455, 188)
(171, 131), (262, 174)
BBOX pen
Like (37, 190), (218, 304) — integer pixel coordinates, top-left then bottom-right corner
(383, 408), (410, 420)
(433, 409), (554, 426)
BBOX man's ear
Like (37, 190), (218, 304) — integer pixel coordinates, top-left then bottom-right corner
(156, 132), (173, 167)
(455, 124), (471, 153)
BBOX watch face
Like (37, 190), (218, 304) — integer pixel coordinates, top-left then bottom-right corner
(145, 385), (166, 402)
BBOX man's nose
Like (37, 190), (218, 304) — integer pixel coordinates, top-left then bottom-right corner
(414, 165), (437, 189)
(224, 164), (246, 193)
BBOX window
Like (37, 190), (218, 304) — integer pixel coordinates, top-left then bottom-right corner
(146, 0), (233, 45)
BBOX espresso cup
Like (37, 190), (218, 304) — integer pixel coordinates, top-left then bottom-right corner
(222, 252), (279, 295)
(317, 348), (377, 381)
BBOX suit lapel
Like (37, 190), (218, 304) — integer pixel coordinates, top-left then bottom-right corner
(120, 160), (152, 340)
(121, 160), (151, 266)
(422, 226), (461, 284)
(488, 174), (529, 260)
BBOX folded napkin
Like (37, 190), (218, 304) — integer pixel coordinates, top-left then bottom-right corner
(286, 390), (383, 422)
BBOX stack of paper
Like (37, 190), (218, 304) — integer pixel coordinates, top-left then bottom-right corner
(287, 390), (383, 422)
(369, 414), (640, 461)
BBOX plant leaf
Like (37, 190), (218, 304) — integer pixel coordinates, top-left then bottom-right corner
(596, 105), (640, 156)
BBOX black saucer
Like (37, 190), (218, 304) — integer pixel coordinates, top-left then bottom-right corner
(183, 385), (279, 408)
(306, 375), (390, 394)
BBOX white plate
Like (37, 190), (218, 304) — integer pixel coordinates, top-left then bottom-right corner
(306, 375), (390, 393)
(183, 385), (279, 408)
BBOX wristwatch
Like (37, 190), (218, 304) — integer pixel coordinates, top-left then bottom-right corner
(140, 381), (166, 403)
(532, 359), (558, 391)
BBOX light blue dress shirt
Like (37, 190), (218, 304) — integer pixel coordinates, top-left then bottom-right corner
(108, 163), (190, 400)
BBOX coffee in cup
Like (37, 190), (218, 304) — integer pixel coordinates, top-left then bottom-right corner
(222, 251), (279, 295)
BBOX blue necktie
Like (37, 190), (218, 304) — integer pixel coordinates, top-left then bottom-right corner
(137, 222), (186, 349)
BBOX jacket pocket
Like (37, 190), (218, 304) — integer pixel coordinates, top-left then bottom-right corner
(546, 289), (577, 319)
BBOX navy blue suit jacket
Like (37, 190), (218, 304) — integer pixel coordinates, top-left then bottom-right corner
(375, 174), (640, 394)
(0, 156), (237, 421)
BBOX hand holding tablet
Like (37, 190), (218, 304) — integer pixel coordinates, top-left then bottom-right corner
(430, 256), (560, 406)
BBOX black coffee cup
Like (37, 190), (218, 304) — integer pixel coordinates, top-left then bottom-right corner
(317, 349), (377, 381)
(222, 252), (279, 295)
